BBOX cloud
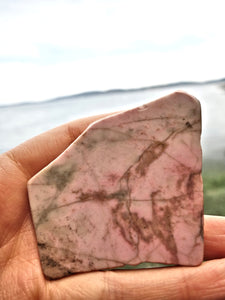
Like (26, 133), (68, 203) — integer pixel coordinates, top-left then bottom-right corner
(0, 0), (225, 103)
(1, 0), (224, 57)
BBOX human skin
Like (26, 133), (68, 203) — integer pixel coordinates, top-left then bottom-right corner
(1, 113), (225, 299)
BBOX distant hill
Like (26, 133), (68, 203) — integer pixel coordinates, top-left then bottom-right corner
(46, 77), (225, 102)
(1, 77), (225, 108)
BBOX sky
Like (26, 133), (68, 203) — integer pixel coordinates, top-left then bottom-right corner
(0, 0), (225, 104)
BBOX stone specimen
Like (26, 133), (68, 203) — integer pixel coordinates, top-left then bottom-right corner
(28, 91), (203, 279)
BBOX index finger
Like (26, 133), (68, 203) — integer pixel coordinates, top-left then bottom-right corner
(204, 215), (225, 260)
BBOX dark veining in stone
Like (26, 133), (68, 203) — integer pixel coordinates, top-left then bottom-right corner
(45, 164), (76, 191)
(185, 121), (193, 128)
(135, 141), (168, 176)
(38, 242), (47, 249)
(28, 92), (203, 279)
(151, 192), (178, 263)
(186, 172), (201, 200)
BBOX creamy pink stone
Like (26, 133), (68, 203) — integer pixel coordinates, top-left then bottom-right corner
(27, 91), (203, 279)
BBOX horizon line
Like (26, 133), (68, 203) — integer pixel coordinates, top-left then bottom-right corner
(1, 77), (225, 108)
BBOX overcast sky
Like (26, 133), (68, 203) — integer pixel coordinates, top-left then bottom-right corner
(0, 0), (225, 104)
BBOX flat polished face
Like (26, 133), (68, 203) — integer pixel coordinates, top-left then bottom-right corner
(28, 91), (203, 280)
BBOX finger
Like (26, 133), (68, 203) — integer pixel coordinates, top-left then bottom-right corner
(51, 258), (225, 300)
(4, 113), (110, 178)
(204, 215), (225, 260)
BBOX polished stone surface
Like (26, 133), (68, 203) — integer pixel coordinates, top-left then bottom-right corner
(28, 91), (203, 279)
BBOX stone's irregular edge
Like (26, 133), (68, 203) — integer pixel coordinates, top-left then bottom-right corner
(111, 262), (175, 270)
(27, 91), (203, 280)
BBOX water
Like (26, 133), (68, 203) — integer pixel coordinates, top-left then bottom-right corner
(1, 82), (225, 163)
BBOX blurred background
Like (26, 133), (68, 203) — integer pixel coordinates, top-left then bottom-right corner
(0, 0), (225, 215)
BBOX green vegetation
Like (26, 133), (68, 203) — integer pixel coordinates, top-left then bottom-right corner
(203, 159), (225, 216)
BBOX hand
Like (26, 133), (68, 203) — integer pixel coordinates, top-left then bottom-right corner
(1, 114), (225, 300)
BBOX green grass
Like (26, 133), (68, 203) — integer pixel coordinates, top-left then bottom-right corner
(203, 159), (225, 216)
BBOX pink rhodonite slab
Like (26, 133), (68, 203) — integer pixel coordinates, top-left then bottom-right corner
(28, 91), (203, 279)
